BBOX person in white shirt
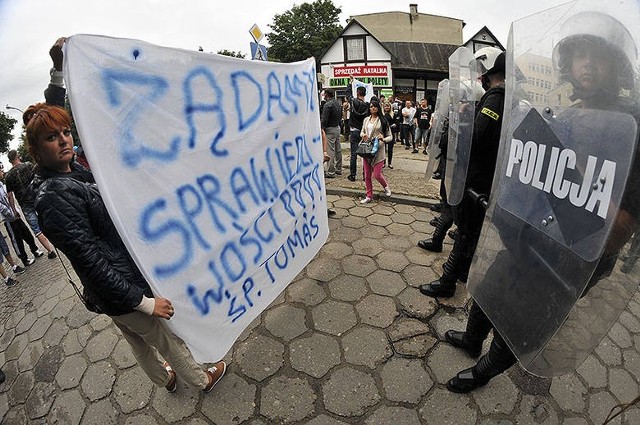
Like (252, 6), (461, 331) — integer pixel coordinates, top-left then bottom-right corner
(401, 100), (416, 150)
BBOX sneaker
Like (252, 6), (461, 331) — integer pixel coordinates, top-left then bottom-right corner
(12, 265), (25, 274)
(412, 149), (419, 153)
(360, 197), (372, 204)
(203, 361), (226, 393)
(164, 362), (177, 393)
(384, 186), (392, 197)
(47, 251), (57, 259)
(347, 175), (356, 182)
(5, 277), (19, 287)
(25, 258), (35, 266)
(33, 250), (45, 258)
(423, 149), (428, 155)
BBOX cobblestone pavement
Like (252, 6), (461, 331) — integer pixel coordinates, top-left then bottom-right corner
(1, 146), (639, 424)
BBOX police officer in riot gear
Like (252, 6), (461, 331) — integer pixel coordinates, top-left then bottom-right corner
(420, 79), (454, 252)
(554, 14), (637, 108)
(419, 47), (506, 298)
(420, 80), (485, 252)
(444, 11), (640, 393)
(418, 119), (452, 253)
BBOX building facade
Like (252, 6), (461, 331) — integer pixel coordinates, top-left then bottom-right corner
(319, 4), (463, 106)
(462, 26), (505, 54)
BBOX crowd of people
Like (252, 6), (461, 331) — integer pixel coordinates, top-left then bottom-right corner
(320, 75), (434, 204)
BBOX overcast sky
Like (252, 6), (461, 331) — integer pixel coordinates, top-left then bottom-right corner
(0, 0), (571, 152)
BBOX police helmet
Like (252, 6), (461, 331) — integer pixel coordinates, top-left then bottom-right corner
(474, 47), (506, 77)
(552, 12), (637, 90)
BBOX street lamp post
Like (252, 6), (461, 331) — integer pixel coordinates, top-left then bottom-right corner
(5, 105), (24, 114)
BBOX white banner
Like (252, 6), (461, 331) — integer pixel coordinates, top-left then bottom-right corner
(63, 35), (328, 362)
(352, 79), (375, 102)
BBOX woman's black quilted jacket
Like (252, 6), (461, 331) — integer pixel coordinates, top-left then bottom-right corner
(31, 163), (153, 315)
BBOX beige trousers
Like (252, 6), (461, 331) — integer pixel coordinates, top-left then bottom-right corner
(111, 311), (208, 389)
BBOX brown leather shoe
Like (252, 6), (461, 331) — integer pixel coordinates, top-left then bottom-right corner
(163, 362), (177, 393)
(203, 361), (227, 393)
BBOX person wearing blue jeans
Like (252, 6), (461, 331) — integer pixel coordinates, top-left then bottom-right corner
(401, 100), (416, 151)
(5, 150), (56, 259)
(321, 89), (342, 178)
(414, 98), (431, 154)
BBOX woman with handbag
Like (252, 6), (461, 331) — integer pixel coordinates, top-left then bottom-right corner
(359, 100), (392, 204)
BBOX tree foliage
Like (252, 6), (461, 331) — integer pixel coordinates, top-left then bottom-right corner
(217, 49), (246, 59)
(267, 0), (342, 63)
(0, 112), (18, 154)
(16, 134), (33, 163)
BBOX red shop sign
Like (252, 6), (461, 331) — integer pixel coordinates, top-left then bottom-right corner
(333, 66), (388, 77)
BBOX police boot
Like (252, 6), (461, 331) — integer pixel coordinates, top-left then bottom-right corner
(420, 234), (466, 297)
(444, 331), (482, 358)
(419, 275), (456, 298)
(447, 330), (516, 393)
(418, 218), (448, 253)
(445, 365), (490, 393)
(426, 233), (465, 295)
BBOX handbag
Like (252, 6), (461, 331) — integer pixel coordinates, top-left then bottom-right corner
(356, 137), (379, 158)
(356, 118), (381, 158)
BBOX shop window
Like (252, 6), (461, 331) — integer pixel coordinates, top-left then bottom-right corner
(344, 36), (366, 62)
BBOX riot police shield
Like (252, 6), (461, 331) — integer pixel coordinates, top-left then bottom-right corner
(445, 47), (478, 206)
(425, 79), (449, 178)
(467, 0), (640, 376)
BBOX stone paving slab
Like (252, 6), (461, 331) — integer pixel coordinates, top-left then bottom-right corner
(1, 190), (640, 424)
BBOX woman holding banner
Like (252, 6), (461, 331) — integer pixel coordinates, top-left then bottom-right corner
(24, 103), (226, 394)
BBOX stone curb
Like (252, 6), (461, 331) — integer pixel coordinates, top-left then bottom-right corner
(326, 187), (438, 209)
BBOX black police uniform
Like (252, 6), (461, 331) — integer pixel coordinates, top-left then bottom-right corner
(420, 84), (505, 297)
(447, 93), (640, 393)
(418, 119), (454, 252)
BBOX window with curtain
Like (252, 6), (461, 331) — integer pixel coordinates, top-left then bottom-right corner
(345, 37), (365, 61)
